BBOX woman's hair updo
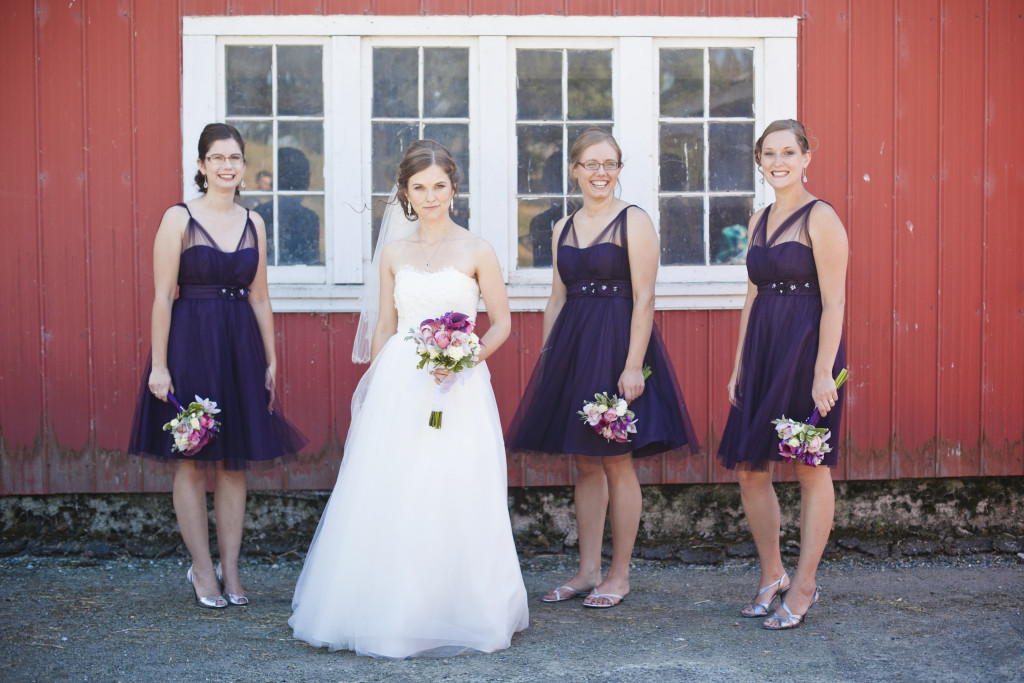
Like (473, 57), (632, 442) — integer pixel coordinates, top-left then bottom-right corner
(753, 119), (813, 165)
(194, 123), (246, 196)
(395, 139), (463, 219)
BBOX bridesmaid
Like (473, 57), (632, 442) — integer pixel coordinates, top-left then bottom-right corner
(506, 128), (698, 608)
(128, 123), (307, 608)
(718, 119), (848, 630)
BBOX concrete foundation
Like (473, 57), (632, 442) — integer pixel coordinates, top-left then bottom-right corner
(2, 477), (1022, 562)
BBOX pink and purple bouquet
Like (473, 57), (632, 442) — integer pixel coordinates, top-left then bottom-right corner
(578, 366), (652, 443)
(163, 393), (221, 456)
(770, 368), (848, 466)
(405, 311), (482, 429)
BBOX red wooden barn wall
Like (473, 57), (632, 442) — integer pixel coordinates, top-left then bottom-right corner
(1, 0), (1021, 494)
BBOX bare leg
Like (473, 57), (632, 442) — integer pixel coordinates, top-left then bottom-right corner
(213, 464), (248, 598)
(173, 461), (222, 600)
(770, 463), (834, 618)
(541, 456), (606, 600)
(585, 454), (640, 606)
(737, 464), (789, 606)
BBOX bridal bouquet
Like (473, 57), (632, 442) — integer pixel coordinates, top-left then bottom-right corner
(771, 368), (849, 466)
(406, 311), (482, 429)
(163, 393), (221, 455)
(578, 366), (652, 443)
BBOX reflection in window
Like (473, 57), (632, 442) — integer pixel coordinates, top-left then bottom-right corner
(516, 49), (613, 268)
(658, 47), (754, 266)
(371, 47), (470, 248)
(226, 44), (326, 267)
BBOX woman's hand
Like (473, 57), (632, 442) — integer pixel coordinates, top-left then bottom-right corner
(811, 372), (838, 418)
(265, 364), (277, 412)
(727, 369), (740, 407)
(432, 368), (451, 385)
(148, 367), (174, 402)
(617, 367), (646, 404)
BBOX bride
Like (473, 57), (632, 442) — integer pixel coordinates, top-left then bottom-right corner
(289, 140), (529, 658)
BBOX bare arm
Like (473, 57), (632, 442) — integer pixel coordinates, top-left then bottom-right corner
(619, 206), (659, 403)
(474, 240), (511, 364)
(147, 206), (186, 401)
(370, 245), (399, 363)
(246, 211), (279, 409)
(541, 216), (570, 346)
(808, 201), (849, 418)
(726, 210), (764, 406)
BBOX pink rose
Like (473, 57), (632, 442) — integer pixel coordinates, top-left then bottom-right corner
(434, 330), (451, 349)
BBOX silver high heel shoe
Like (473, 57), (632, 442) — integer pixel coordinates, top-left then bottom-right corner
(186, 565), (227, 609)
(740, 572), (790, 617)
(214, 562), (249, 606)
(763, 586), (819, 630)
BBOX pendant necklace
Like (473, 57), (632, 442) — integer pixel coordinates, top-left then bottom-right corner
(420, 224), (454, 269)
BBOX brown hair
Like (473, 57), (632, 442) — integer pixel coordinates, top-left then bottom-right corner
(754, 119), (813, 165)
(194, 123), (246, 197)
(395, 139), (464, 219)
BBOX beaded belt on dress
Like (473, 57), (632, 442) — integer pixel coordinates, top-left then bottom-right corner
(757, 280), (819, 296)
(565, 279), (632, 299)
(178, 284), (251, 301)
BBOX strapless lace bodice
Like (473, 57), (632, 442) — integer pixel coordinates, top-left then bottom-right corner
(394, 267), (481, 332)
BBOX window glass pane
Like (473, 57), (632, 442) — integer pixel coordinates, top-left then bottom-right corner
(660, 49), (703, 118)
(423, 123), (470, 180)
(372, 122), (419, 193)
(278, 121), (324, 192)
(709, 122), (753, 192)
(518, 198), (562, 268)
(659, 196), (705, 265)
(451, 195), (470, 229)
(278, 46), (324, 116)
(373, 48), (418, 118)
(709, 48), (753, 118)
(256, 196), (324, 266)
(424, 48), (469, 118)
(226, 46), (272, 116)
(517, 50), (561, 120)
(659, 123), (704, 192)
(567, 50), (612, 121)
(709, 196), (752, 265)
(517, 125), (562, 195)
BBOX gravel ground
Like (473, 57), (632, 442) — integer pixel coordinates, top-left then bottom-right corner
(1, 553), (1022, 682)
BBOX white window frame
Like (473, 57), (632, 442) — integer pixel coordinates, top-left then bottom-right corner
(183, 15), (796, 313)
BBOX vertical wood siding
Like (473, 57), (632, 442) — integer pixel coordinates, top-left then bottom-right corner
(1, 0), (1021, 493)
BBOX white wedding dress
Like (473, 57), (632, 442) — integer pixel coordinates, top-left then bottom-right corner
(289, 267), (529, 659)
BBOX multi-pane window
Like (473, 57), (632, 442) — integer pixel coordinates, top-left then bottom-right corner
(515, 49), (613, 268)
(658, 47), (755, 266)
(186, 16), (796, 311)
(225, 44), (326, 268)
(370, 47), (471, 248)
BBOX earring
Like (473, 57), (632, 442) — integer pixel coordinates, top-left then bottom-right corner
(450, 198), (455, 212)
(241, 179), (246, 189)
(759, 176), (765, 186)
(803, 171), (808, 183)
(202, 176), (208, 189)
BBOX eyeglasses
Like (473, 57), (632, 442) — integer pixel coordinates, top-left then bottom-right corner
(205, 154), (246, 166)
(577, 161), (622, 172)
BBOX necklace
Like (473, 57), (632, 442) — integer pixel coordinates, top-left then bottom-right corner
(419, 225), (454, 268)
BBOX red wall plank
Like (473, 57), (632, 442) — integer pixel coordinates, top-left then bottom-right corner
(0, 0), (46, 495)
(36, 0), (94, 493)
(891, 0), (940, 479)
(278, 0), (327, 14)
(568, 0), (614, 16)
(87, 1), (143, 493)
(844, 0), (895, 480)
(325, 0), (374, 13)
(134, 0), (184, 494)
(662, 0), (708, 16)
(980, 0), (1024, 476)
(936, 1), (984, 478)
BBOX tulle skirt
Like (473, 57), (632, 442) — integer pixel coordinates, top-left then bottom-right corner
(289, 334), (529, 658)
